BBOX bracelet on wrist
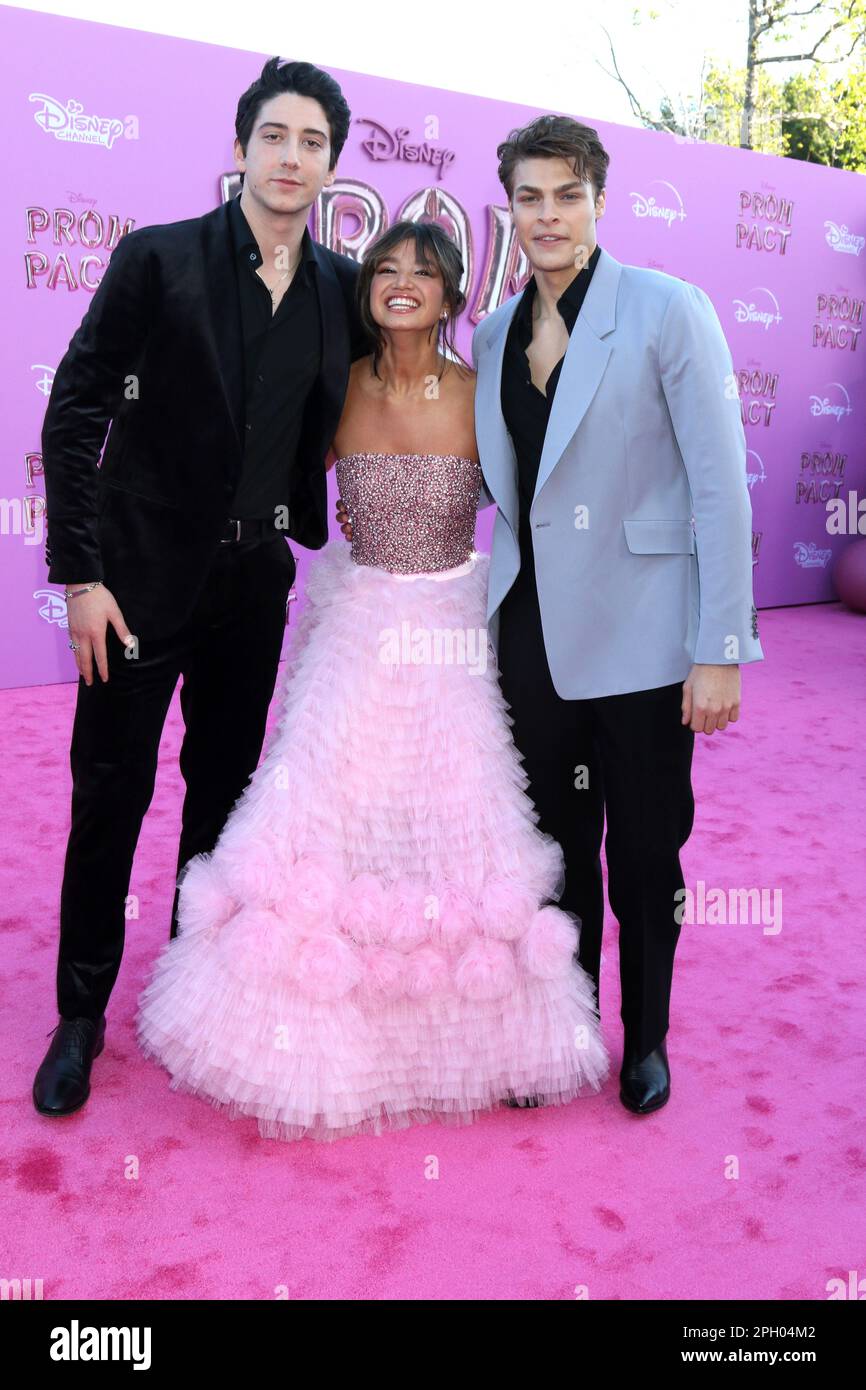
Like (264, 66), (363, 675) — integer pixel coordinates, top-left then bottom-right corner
(64, 580), (103, 599)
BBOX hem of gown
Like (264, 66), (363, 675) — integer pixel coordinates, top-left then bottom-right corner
(136, 1028), (607, 1143)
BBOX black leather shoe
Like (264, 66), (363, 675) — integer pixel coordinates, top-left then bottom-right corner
(502, 1093), (543, 1108)
(33, 1015), (106, 1117)
(619, 1040), (670, 1114)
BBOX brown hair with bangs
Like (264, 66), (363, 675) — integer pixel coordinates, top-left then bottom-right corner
(356, 220), (470, 381)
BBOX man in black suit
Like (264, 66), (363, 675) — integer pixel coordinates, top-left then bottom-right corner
(34, 57), (368, 1117)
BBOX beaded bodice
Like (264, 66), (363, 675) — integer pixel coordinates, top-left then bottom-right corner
(334, 453), (482, 574)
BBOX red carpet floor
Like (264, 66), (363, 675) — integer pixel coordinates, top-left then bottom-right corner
(2, 600), (864, 1300)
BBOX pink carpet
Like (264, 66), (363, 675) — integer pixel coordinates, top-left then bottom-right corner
(2, 600), (864, 1300)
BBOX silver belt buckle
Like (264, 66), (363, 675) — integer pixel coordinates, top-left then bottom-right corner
(220, 517), (242, 544)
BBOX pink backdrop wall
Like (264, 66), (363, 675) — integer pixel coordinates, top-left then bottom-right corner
(2, 5), (864, 690)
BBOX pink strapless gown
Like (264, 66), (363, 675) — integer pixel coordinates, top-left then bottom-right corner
(136, 453), (610, 1141)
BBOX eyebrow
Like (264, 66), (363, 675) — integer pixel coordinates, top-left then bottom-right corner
(514, 180), (585, 194)
(377, 256), (437, 269)
(257, 121), (329, 140)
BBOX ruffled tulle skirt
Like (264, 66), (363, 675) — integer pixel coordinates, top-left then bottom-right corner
(135, 542), (610, 1141)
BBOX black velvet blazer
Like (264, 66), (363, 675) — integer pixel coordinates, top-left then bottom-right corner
(41, 196), (368, 638)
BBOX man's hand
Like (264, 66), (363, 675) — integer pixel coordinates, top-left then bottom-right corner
(66, 584), (135, 685)
(335, 497), (353, 541)
(681, 663), (741, 734)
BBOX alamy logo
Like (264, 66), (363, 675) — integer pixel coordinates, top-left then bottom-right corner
(378, 623), (488, 675)
(29, 93), (126, 148)
(733, 287), (782, 330)
(630, 181), (686, 228)
(824, 221), (865, 256)
(674, 881), (782, 934)
(50, 1320), (151, 1369)
(0, 497), (43, 546)
(1, 1277), (43, 1299)
(809, 382), (853, 422)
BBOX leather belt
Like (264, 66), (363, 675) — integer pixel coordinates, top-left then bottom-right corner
(218, 516), (286, 544)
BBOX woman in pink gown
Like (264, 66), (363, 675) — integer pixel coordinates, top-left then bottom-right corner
(136, 221), (609, 1141)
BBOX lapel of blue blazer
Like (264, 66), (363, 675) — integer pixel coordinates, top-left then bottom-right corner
(533, 244), (621, 504)
(480, 244), (622, 527)
(478, 295), (521, 533)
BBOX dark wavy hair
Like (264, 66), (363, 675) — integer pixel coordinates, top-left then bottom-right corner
(497, 113), (610, 203)
(357, 220), (469, 380)
(235, 57), (351, 179)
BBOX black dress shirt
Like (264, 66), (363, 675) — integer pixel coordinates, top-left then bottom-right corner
(501, 243), (602, 556)
(227, 191), (322, 521)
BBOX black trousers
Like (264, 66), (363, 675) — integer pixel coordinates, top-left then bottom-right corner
(495, 546), (695, 1061)
(55, 536), (295, 1023)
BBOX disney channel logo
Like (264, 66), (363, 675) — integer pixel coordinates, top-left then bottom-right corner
(793, 541), (832, 569)
(33, 588), (69, 626)
(824, 221), (865, 256)
(29, 93), (132, 149)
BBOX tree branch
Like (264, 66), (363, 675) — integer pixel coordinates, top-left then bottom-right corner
(755, 25), (865, 63)
(596, 25), (671, 129)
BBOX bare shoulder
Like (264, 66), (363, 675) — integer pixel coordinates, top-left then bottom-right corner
(349, 354), (381, 396)
(349, 353), (374, 380)
(440, 357), (479, 462)
(442, 357), (477, 399)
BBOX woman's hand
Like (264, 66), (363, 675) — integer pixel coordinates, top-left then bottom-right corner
(335, 498), (353, 541)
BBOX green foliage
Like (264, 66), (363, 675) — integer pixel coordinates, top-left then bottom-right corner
(620, 1), (866, 169)
(779, 67), (866, 170)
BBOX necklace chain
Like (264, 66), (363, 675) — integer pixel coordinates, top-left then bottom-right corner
(260, 250), (300, 298)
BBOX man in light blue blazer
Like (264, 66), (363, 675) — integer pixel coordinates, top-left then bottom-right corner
(473, 115), (763, 1114)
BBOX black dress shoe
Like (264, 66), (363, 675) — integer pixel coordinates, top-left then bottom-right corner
(619, 1039), (670, 1114)
(33, 1015), (106, 1117)
(502, 1093), (542, 1108)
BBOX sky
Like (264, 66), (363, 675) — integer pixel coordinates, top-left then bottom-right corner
(8, 0), (859, 132)
(6, 0), (757, 128)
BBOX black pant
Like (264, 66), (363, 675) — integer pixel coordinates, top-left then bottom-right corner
(496, 547), (695, 1061)
(56, 536), (295, 1022)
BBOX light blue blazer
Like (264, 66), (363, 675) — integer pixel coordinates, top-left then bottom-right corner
(472, 245), (764, 699)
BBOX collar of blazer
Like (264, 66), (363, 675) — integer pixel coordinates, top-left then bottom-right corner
(475, 244), (623, 528)
(196, 197), (353, 460)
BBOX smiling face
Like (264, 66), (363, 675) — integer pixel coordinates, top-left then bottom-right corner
(509, 155), (605, 273)
(233, 91), (336, 216)
(369, 237), (447, 334)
